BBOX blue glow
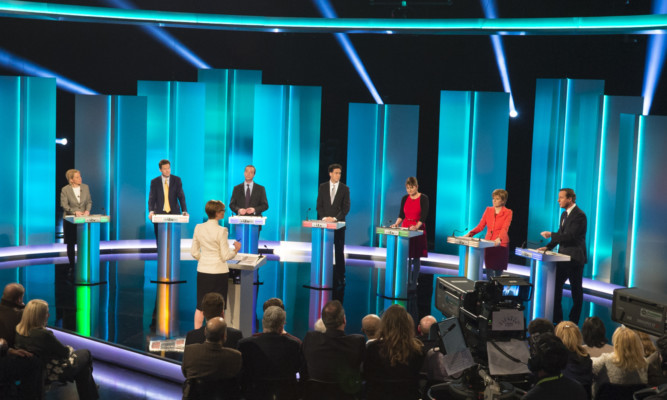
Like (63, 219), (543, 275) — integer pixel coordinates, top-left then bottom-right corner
(100, 0), (210, 69)
(0, 48), (97, 95)
(591, 96), (610, 281)
(628, 117), (645, 288)
(480, 0), (517, 117)
(56, 138), (68, 145)
(642, 0), (667, 115)
(312, 0), (383, 104)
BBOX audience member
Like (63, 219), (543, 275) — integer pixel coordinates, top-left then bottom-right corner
(263, 298), (285, 311)
(528, 317), (555, 337)
(636, 330), (657, 358)
(15, 299), (98, 399)
(182, 317), (242, 398)
(417, 315), (438, 353)
(592, 326), (648, 390)
(314, 318), (325, 333)
(524, 333), (587, 400)
(648, 334), (667, 387)
(185, 292), (242, 348)
(0, 283), (25, 348)
(555, 321), (593, 398)
(361, 314), (381, 342)
(301, 300), (365, 399)
(364, 304), (425, 400)
(238, 306), (302, 399)
(582, 316), (614, 358)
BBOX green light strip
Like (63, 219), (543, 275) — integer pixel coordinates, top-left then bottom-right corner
(1, 0), (667, 35)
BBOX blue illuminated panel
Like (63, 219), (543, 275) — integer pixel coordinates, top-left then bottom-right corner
(347, 103), (420, 247)
(0, 77), (21, 249)
(629, 116), (667, 292)
(435, 91), (509, 254)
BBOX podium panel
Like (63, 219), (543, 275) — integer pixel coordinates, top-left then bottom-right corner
(228, 216), (265, 254)
(515, 248), (571, 321)
(376, 227), (423, 309)
(226, 253), (267, 335)
(64, 215), (110, 285)
(447, 236), (497, 280)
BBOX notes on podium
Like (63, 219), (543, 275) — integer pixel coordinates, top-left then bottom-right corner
(447, 236), (499, 281)
(64, 214), (110, 285)
(227, 253), (268, 335)
(514, 247), (571, 321)
(376, 226), (423, 308)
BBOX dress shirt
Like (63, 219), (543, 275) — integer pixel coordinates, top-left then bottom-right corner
(72, 186), (81, 201)
(161, 176), (169, 186)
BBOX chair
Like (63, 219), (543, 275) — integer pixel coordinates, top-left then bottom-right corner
(596, 382), (648, 400)
(183, 378), (241, 400)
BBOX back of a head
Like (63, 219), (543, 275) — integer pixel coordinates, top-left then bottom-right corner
(263, 297), (285, 311)
(361, 314), (381, 339)
(205, 317), (227, 343)
(379, 305), (422, 366)
(16, 299), (48, 336)
(582, 316), (608, 348)
(555, 321), (587, 357)
(612, 326), (647, 371)
(635, 330), (657, 358)
(528, 318), (555, 336)
(263, 306), (286, 334)
(419, 315), (437, 336)
(321, 300), (345, 331)
(2, 283), (25, 304)
(201, 292), (225, 321)
(529, 333), (569, 375)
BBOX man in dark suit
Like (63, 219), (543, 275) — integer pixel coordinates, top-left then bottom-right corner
(229, 165), (269, 218)
(301, 300), (365, 398)
(185, 292), (243, 348)
(316, 163), (351, 303)
(238, 306), (302, 399)
(539, 188), (587, 325)
(148, 159), (188, 240)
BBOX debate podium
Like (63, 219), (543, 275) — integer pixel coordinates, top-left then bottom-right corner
(229, 215), (265, 254)
(226, 253), (268, 336)
(515, 248), (571, 321)
(376, 226), (424, 309)
(447, 236), (498, 280)
(302, 220), (346, 327)
(151, 213), (189, 338)
(64, 214), (110, 285)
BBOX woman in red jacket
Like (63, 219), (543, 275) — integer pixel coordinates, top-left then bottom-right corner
(465, 189), (512, 279)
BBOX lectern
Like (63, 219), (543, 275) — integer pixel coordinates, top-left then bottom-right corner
(514, 248), (571, 321)
(302, 220), (346, 327)
(447, 236), (498, 280)
(228, 215), (266, 254)
(151, 214), (189, 338)
(64, 214), (110, 285)
(226, 253), (268, 335)
(375, 226), (423, 308)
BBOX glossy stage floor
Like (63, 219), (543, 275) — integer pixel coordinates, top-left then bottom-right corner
(0, 239), (619, 386)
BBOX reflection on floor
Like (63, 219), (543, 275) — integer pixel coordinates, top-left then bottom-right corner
(45, 360), (182, 400)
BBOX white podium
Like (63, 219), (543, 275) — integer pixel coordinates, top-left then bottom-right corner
(226, 253), (268, 336)
(447, 236), (498, 280)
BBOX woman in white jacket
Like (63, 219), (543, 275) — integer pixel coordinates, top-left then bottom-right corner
(191, 200), (241, 329)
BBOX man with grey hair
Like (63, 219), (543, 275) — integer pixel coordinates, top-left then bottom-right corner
(361, 314), (381, 342)
(182, 317), (242, 382)
(238, 306), (302, 398)
(301, 300), (365, 398)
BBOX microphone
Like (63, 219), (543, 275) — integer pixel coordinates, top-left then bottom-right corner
(520, 240), (526, 249)
(305, 208), (311, 221)
(452, 227), (468, 237)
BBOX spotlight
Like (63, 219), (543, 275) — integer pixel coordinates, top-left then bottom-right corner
(56, 138), (68, 145)
(509, 110), (518, 118)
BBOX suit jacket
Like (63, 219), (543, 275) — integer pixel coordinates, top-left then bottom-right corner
(301, 329), (365, 383)
(316, 182), (351, 222)
(60, 183), (92, 218)
(15, 328), (70, 362)
(0, 299), (24, 348)
(546, 205), (587, 265)
(238, 332), (302, 385)
(182, 341), (242, 380)
(148, 175), (187, 214)
(229, 182), (269, 216)
(185, 326), (243, 349)
(469, 206), (513, 247)
(191, 220), (237, 274)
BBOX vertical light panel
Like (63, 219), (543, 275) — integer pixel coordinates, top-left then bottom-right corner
(347, 103), (420, 247)
(628, 115), (667, 292)
(434, 91), (509, 254)
(197, 69), (262, 206)
(0, 76), (21, 249)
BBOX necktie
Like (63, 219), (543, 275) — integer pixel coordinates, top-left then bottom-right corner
(163, 181), (171, 213)
(245, 185), (251, 208)
(331, 185), (335, 205)
(560, 211), (567, 228)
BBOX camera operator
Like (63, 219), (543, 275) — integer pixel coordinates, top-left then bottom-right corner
(524, 333), (587, 400)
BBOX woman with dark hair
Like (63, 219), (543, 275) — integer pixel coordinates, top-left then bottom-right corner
(582, 316), (614, 358)
(465, 189), (512, 279)
(364, 304), (425, 400)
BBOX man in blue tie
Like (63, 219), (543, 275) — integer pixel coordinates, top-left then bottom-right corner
(538, 188), (588, 325)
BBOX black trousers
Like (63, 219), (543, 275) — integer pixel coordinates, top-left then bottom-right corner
(0, 353), (44, 399)
(332, 228), (346, 303)
(63, 349), (99, 400)
(63, 220), (77, 268)
(554, 260), (584, 325)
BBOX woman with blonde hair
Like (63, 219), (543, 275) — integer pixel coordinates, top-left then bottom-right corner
(15, 299), (99, 399)
(555, 321), (593, 398)
(635, 330), (657, 358)
(364, 304), (425, 400)
(592, 326), (648, 390)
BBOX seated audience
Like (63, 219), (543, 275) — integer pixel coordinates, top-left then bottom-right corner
(15, 299), (98, 399)
(417, 315), (438, 353)
(582, 316), (614, 358)
(185, 292), (242, 348)
(0, 283), (25, 348)
(301, 300), (365, 399)
(636, 330), (657, 358)
(364, 304), (425, 400)
(256, 298), (301, 344)
(182, 317), (243, 398)
(238, 306), (302, 399)
(648, 334), (667, 387)
(524, 333), (587, 400)
(555, 321), (593, 398)
(592, 326), (648, 390)
(314, 318), (325, 333)
(361, 314), (381, 342)
(528, 317), (555, 337)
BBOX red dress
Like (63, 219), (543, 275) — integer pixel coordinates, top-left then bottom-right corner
(401, 195), (428, 258)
